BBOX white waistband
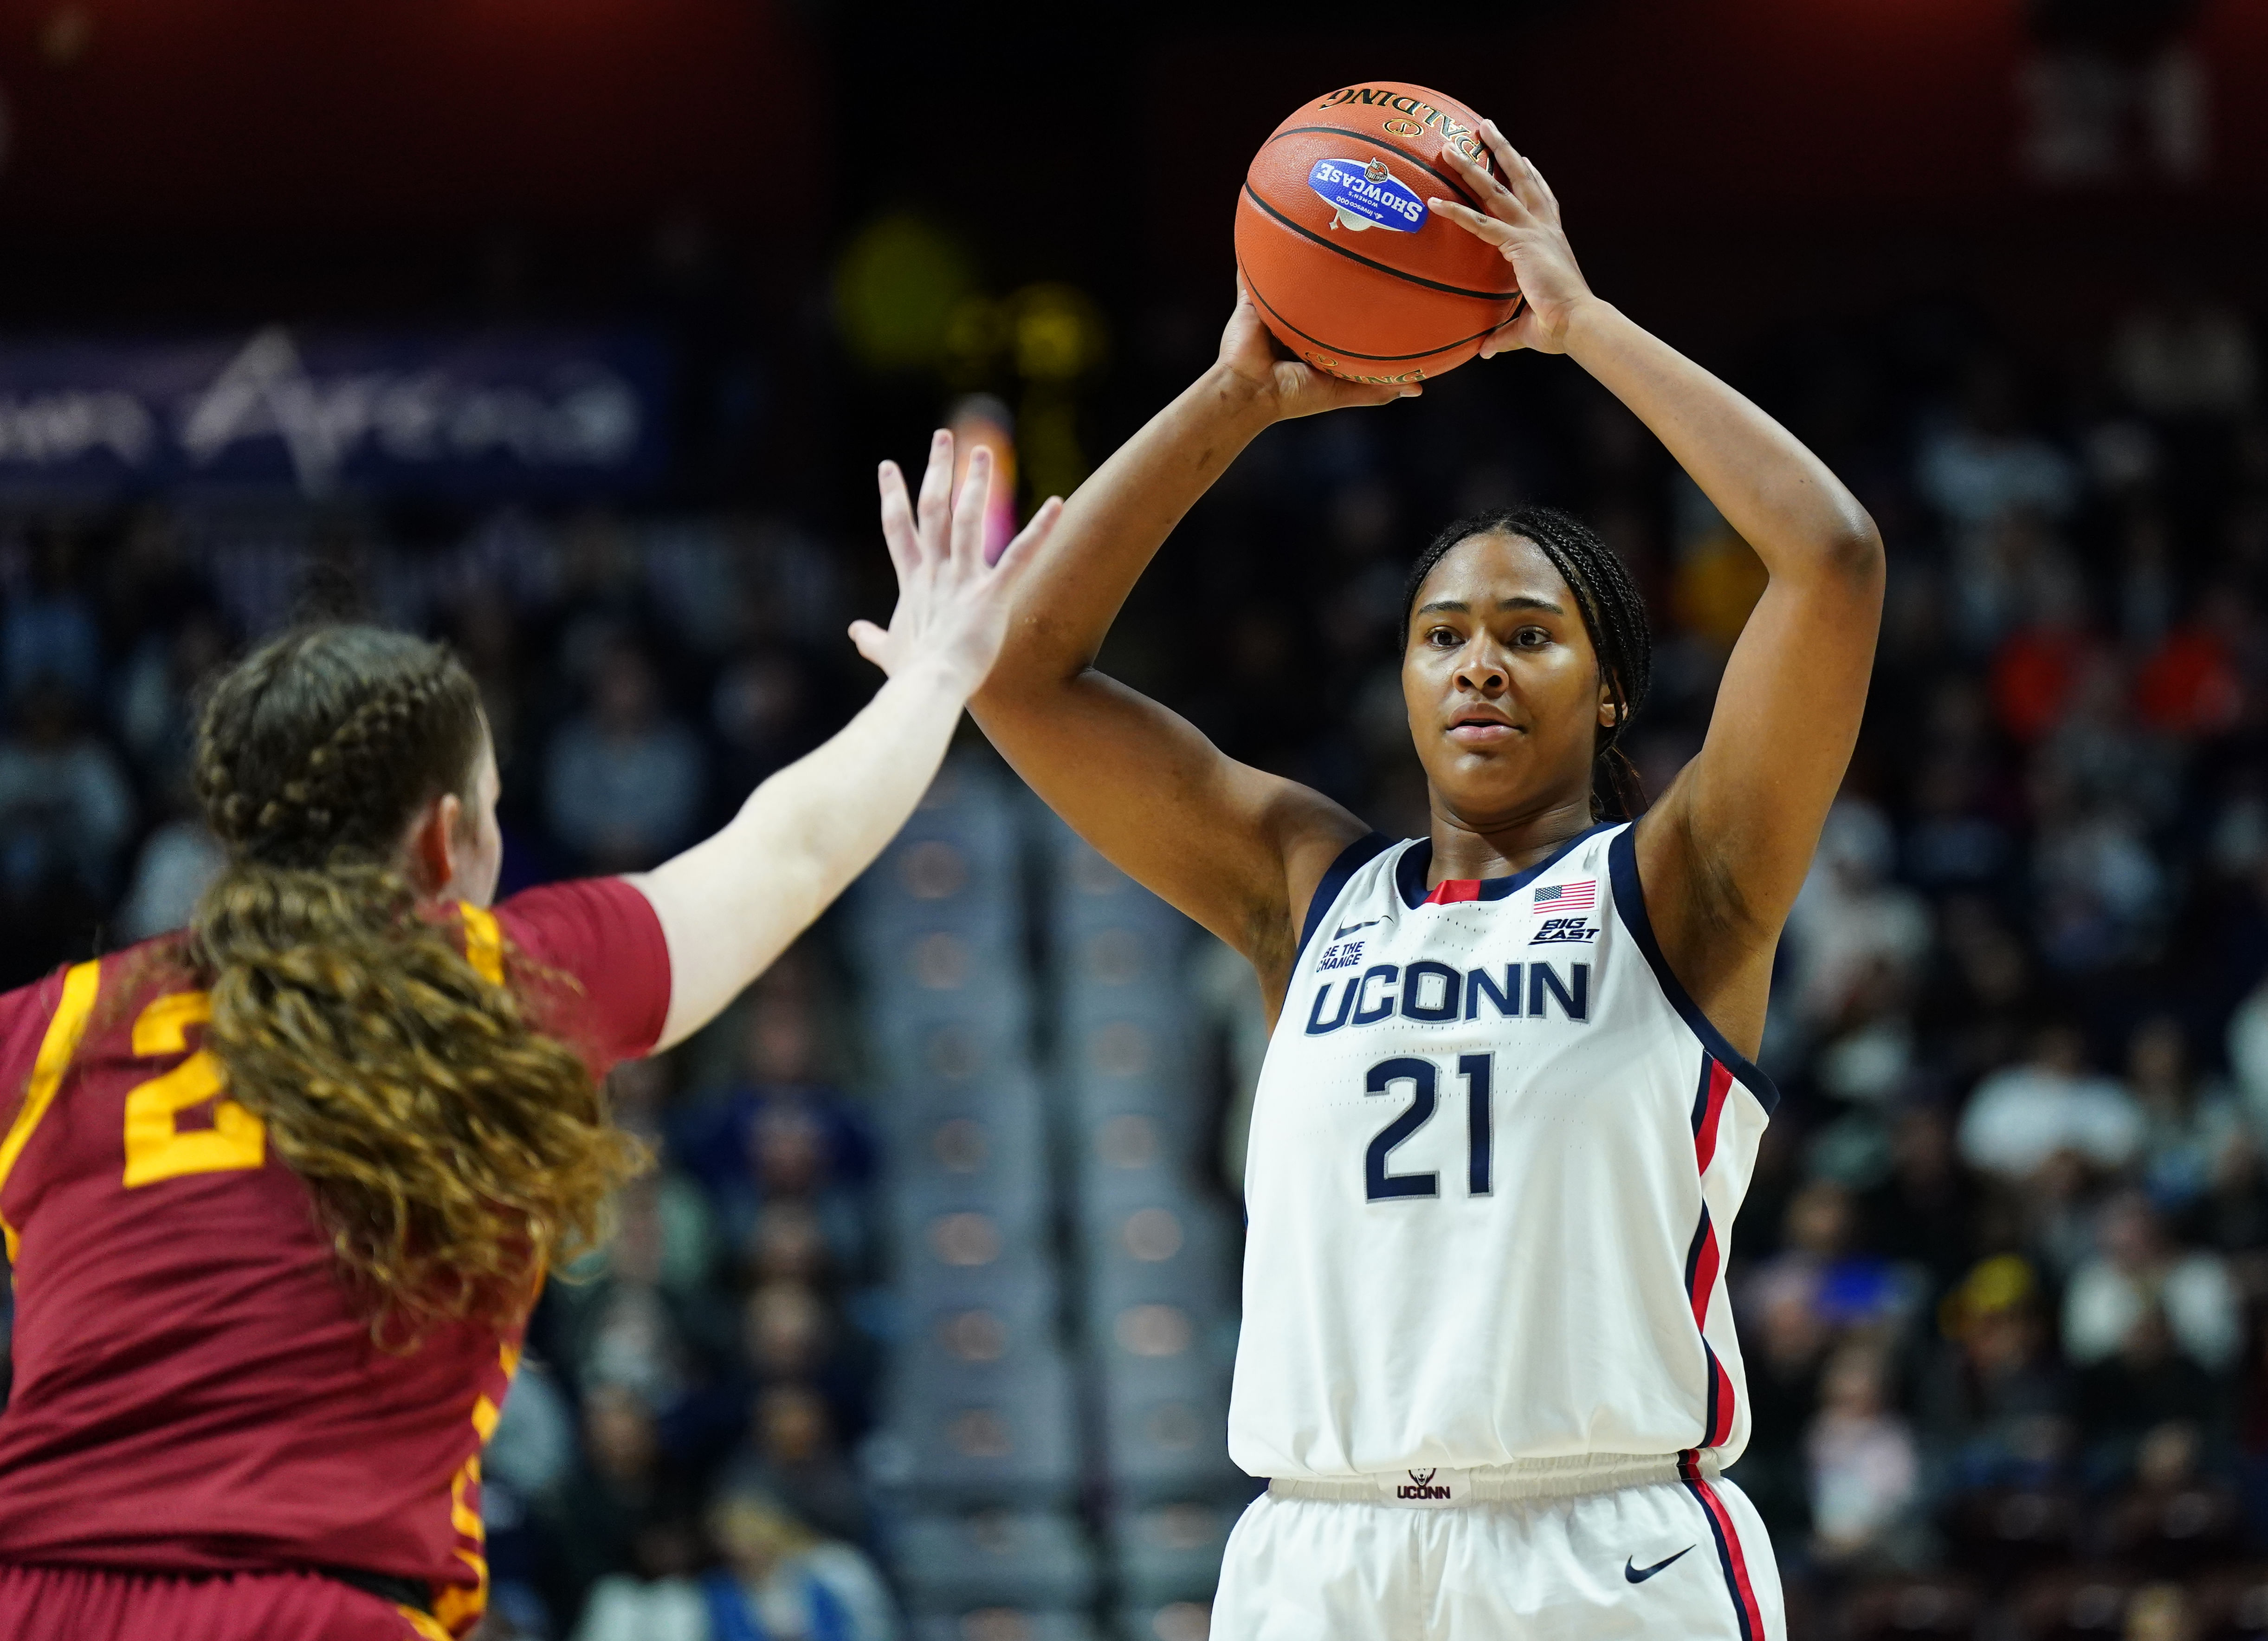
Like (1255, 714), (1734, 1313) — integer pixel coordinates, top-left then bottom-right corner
(1267, 1452), (1713, 1508)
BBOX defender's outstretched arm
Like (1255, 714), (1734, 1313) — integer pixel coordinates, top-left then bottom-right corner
(631, 444), (1061, 1050)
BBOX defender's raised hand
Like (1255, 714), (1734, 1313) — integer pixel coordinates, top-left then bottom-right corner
(1428, 121), (1595, 357)
(853, 430), (1063, 689)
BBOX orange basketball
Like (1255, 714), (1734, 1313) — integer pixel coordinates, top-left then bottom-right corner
(1235, 82), (1522, 385)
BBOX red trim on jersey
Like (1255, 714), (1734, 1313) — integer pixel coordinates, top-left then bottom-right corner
(1685, 1047), (1742, 1454)
(1422, 877), (1483, 905)
(1680, 1450), (1766, 1641)
(1692, 1056), (1734, 1176)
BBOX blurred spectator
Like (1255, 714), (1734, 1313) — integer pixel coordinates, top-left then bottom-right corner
(0, 681), (136, 979)
(1917, 1256), (2072, 1490)
(1986, 549), (2093, 741)
(1807, 1342), (1920, 1567)
(2225, 975), (2268, 1135)
(1916, 364), (2078, 542)
(2031, 797), (2167, 973)
(112, 607), (229, 793)
(545, 642), (707, 871)
(1732, 1270), (1828, 1551)
(115, 779), (226, 942)
(1957, 1025), (2143, 1183)
(726, 1383), (866, 1545)
(2063, 1193), (2240, 1375)
(1857, 1104), (1980, 1290)
(553, 1175), (731, 1412)
(2, 532), (102, 706)
(1785, 798), (1931, 1035)
(674, 976), (875, 1278)
(1902, 754), (2015, 896)
(711, 644), (820, 816)
(545, 1382), (703, 1624)
(696, 1483), (897, 1641)
(2097, 1421), (2242, 1580)
(2073, 1304), (2222, 1483)
(2111, 289), (2258, 421)
(2125, 1016), (2244, 1218)
(2135, 584), (2249, 738)
(571, 1567), (706, 1641)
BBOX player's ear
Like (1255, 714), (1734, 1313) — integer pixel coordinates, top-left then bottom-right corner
(1598, 681), (1618, 730)
(401, 792), (462, 898)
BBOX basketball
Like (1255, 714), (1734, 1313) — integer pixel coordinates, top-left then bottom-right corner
(1235, 82), (1524, 384)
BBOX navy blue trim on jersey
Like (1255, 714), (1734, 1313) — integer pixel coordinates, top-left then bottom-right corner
(1690, 1053), (1717, 1135)
(1606, 826), (1780, 1114)
(1683, 1207), (1712, 1299)
(1294, 831), (1396, 965)
(1392, 823), (1615, 911)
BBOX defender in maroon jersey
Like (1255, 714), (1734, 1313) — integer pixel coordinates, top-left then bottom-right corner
(0, 439), (1059, 1639)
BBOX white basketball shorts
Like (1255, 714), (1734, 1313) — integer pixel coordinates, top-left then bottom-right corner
(1212, 1457), (1784, 1641)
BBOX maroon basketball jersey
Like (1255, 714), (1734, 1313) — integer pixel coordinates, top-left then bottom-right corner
(0, 877), (670, 1636)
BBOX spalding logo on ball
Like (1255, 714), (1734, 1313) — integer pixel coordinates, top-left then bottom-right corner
(1236, 82), (1524, 384)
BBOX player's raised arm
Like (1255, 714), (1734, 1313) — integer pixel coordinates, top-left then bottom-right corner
(1437, 123), (1887, 1051)
(628, 443), (1059, 1051)
(967, 300), (1402, 998)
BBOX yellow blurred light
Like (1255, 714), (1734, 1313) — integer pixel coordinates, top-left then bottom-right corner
(833, 213), (976, 373)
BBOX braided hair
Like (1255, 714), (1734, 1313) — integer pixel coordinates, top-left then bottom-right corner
(1400, 506), (1654, 820)
(186, 626), (644, 1342)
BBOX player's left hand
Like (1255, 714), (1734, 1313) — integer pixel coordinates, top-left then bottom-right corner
(1428, 122), (1595, 357)
(1217, 277), (1414, 418)
(854, 431), (1063, 694)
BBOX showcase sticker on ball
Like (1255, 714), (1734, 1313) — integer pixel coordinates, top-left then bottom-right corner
(1308, 157), (1428, 234)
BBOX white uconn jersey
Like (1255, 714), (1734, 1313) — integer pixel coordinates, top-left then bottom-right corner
(1229, 821), (1777, 1483)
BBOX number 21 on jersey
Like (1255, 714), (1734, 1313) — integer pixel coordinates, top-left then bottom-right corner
(1364, 1053), (1493, 1202)
(123, 992), (265, 1187)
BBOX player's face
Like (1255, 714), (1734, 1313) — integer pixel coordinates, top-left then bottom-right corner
(453, 728), (505, 908)
(1401, 533), (1612, 827)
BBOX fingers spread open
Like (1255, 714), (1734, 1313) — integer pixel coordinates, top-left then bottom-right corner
(950, 446), (994, 567)
(1428, 197), (1517, 248)
(1480, 120), (1547, 216)
(877, 461), (923, 575)
(915, 428), (955, 554)
(1438, 139), (1527, 222)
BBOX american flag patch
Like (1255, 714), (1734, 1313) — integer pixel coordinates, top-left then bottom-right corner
(1534, 880), (1596, 910)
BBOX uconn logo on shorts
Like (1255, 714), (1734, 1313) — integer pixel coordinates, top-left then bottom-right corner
(1399, 1468), (1451, 1501)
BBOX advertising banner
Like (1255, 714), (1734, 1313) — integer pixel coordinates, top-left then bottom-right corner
(0, 327), (669, 499)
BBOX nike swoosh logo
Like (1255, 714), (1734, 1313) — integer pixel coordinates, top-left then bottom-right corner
(1624, 1546), (1695, 1583)
(1332, 918), (1383, 939)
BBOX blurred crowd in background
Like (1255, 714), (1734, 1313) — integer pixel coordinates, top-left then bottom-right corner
(4, 266), (2268, 1640)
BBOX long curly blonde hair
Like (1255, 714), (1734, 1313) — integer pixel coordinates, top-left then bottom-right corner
(185, 625), (646, 1339)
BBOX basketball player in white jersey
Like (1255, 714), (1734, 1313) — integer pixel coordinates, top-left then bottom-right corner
(867, 122), (1881, 1638)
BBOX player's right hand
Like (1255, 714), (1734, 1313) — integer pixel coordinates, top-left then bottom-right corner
(1215, 278), (1416, 420)
(853, 432), (1062, 695)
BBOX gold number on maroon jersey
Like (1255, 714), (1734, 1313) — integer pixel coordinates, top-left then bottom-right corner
(122, 992), (265, 1188)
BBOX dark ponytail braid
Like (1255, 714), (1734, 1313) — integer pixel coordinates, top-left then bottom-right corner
(1400, 505), (1654, 820)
